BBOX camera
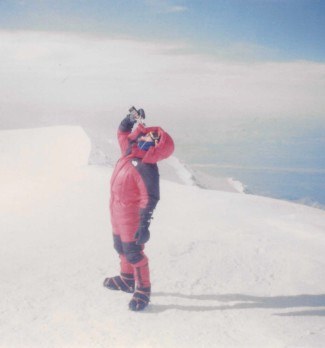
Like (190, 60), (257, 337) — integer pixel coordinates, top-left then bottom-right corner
(129, 106), (139, 114)
(129, 106), (145, 120)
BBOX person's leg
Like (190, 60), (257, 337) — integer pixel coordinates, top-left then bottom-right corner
(113, 234), (134, 275)
(103, 233), (135, 293)
(122, 241), (151, 311)
(106, 224), (151, 311)
(123, 241), (150, 289)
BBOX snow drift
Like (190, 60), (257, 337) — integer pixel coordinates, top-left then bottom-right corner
(1, 126), (325, 348)
(0, 126), (90, 173)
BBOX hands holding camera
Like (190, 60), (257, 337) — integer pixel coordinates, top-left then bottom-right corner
(128, 106), (146, 124)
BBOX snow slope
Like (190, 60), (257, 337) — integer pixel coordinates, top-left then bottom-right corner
(1, 126), (325, 348)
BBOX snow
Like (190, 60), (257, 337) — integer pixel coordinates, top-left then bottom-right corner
(1, 126), (325, 348)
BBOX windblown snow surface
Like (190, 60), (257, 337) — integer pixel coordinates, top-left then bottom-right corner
(1, 126), (325, 348)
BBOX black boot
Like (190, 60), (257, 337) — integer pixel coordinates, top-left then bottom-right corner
(103, 273), (135, 293)
(129, 287), (151, 311)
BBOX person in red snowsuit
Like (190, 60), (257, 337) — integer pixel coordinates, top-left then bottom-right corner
(104, 107), (174, 311)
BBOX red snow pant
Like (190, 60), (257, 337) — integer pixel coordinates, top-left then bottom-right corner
(112, 229), (150, 289)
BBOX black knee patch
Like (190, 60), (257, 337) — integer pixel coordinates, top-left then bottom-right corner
(113, 234), (123, 255)
(123, 242), (144, 264)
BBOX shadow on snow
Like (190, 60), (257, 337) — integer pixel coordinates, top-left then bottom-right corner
(148, 292), (325, 316)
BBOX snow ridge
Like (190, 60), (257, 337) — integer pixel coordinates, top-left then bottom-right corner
(1, 126), (325, 348)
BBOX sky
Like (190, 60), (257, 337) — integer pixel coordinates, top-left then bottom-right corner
(0, 0), (324, 62)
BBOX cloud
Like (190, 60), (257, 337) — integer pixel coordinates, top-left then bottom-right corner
(144, 0), (188, 14)
(0, 31), (324, 125)
(165, 5), (188, 13)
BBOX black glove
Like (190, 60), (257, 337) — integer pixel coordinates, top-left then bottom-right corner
(128, 113), (138, 123)
(134, 209), (153, 245)
(134, 225), (150, 245)
(119, 114), (137, 133)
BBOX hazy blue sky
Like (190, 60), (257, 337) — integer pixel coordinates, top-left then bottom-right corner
(0, 0), (324, 62)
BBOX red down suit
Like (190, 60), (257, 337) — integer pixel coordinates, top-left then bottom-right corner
(110, 116), (174, 289)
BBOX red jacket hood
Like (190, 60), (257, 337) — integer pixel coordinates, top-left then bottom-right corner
(128, 124), (175, 164)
